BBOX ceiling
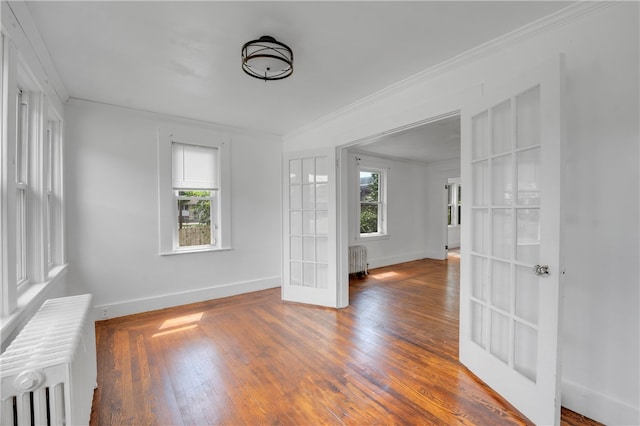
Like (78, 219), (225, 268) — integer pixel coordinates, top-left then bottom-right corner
(354, 115), (461, 164)
(26, 1), (572, 136)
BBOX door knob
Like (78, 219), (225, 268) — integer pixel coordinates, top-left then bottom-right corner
(533, 264), (550, 276)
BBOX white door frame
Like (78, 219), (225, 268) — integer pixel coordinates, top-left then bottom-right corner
(335, 109), (465, 306)
(334, 57), (565, 422)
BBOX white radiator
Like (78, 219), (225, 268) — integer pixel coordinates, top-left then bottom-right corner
(0, 294), (96, 426)
(349, 245), (368, 275)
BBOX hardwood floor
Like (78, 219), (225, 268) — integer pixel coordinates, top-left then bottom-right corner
(91, 256), (601, 425)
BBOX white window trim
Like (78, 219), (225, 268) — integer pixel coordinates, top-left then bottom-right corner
(447, 177), (462, 228)
(158, 126), (231, 255)
(1, 35), (67, 323)
(45, 114), (65, 270)
(356, 159), (389, 241)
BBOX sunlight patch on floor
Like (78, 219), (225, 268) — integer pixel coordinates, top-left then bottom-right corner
(153, 312), (204, 337)
(159, 312), (204, 330)
(370, 271), (399, 279)
(152, 324), (199, 338)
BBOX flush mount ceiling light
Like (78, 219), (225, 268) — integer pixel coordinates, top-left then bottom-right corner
(241, 35), (293, 81)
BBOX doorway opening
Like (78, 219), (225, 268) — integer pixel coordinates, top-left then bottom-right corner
(338, 112), (462, 286)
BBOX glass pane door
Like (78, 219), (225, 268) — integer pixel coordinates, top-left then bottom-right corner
(283, 150), (337, 307)
(459, 56), (564, 426)
(469, 86), (542, 382)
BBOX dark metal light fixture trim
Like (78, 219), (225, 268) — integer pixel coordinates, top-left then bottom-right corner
(241, 35), (293, 81)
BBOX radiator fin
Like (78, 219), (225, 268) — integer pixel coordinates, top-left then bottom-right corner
(0, 294), (95, 426)
(349, 245), (368, 275)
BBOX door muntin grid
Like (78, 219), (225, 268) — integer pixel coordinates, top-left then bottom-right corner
(469, 86), (542, 383)
(289, 157), (329, 289)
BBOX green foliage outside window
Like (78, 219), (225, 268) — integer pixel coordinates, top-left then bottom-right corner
(360, 172), (379, 234)
(177, 190), (212, 247)
(178, 190), (211, 227)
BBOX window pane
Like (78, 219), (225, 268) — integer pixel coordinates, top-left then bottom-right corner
(492, 154), (513, 206)
(303, 158), (315, 184)
(47, 193), (53, 264)
(290, 237), (302, 261)
(472, 111), (489, 160)
(360, 172), (379, 202)
(472, 209), (489, 254)
(517, 148), (541, 206)
(491, 260), (511, 312)
(16, 91), (29, 184)
(490, 310), (509, 364)
(315, 157), (328, 183)
(472, 161), (488, 206)
(492, 99), (512, 155)
(360, 204), (379, 234)
(492, 209), (512, 260)
(176, 190), (213, 247)
(46, 123), (53, 191)
(289, 159), (301, 184)
(16, 188), (27, 284)
(516, 86), (541, 149)
(514, 321), (538, 382)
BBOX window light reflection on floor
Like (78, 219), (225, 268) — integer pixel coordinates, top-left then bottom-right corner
(152, 312), (204, 337)
(152, 324), (199, 338)
(370, 271), (399, 279)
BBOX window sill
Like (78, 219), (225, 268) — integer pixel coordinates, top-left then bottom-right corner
(1, 264), (68, 349)
(357, 233), (390, 242)
(160, 246), (233, 256)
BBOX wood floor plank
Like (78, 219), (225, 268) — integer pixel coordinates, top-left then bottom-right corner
(90, 255), (602, 425)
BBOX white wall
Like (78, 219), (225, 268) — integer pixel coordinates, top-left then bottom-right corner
(347, 152), (433, 269)
(425, 159), (461, 258)
(65, 100), (282, 319)
(285, 3), (639, 425)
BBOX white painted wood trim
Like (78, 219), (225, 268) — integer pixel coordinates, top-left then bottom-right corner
(562, 379), (640, 426)
(367, 250), (444, 271)
(93, 276), (281, 321)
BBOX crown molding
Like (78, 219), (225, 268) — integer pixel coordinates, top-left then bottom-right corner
(285, 1), (613, 141)
(4, 1), (69, 104)
(67, 97), (283, 141)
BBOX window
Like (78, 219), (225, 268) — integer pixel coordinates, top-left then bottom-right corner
(45, 117), (63, 269)
(447, 178), (462, 227)
(158, 127), (230, 255)
(15, 89), (28, 288)
(172, 143), (218, 249)
(1, 20), (66, 333)
(357, 164), (387, 238)
(1, 38), (67, 318)
(46, 121), (53, 265)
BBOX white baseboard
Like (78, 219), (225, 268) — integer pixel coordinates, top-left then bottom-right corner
(368, 250), (445, 270)
(562, 378), (640, 425)
(93, 276), (281, 321)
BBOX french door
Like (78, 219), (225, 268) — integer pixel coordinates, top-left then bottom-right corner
(282, 149), (338, 307)
(459, 56), (565, 425)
